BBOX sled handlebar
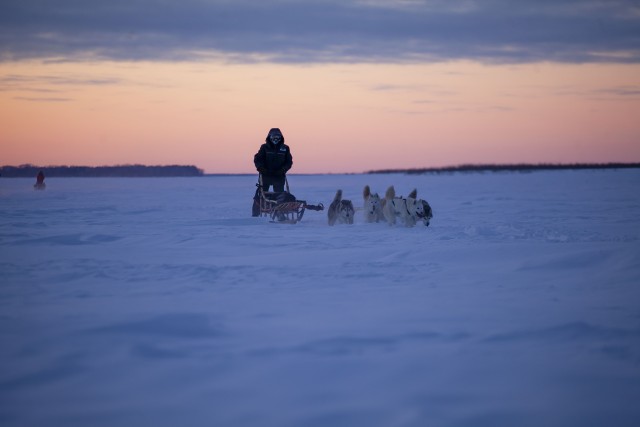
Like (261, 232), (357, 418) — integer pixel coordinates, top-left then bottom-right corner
(258, 174), (290, 194)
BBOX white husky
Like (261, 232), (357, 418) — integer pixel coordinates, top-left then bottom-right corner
(363, 185), (384, 223)
(382, 186), (406, 226)
(404, 190), (426, 227)
(383, 186), (425, 227)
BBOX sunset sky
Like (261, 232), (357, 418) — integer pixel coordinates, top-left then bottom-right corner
(2, 0), (639, 174)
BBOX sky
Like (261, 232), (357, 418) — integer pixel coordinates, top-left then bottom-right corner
(1, 0), (639, 174)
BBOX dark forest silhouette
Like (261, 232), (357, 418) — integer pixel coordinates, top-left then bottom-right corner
(0, 164), (204, 178)
(366, 163), (640, 174)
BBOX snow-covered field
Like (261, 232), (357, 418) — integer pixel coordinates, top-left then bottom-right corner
(1, 170), (639, 427)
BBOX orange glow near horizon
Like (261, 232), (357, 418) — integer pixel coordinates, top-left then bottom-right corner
(1, 60), (639, 173)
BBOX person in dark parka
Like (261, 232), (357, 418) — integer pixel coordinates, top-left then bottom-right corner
(252, 128), (293, 216)
(254, 128), (293, 191)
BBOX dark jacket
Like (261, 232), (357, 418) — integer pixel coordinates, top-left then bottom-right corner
(254, 129), (293, 177)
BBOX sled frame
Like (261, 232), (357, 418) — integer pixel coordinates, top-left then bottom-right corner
(258, 176), (307, 224)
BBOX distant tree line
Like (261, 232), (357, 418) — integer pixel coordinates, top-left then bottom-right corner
(367, 163), (640, 175)
(0, 164), (204, 178)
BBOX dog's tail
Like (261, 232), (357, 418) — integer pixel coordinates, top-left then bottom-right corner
(333, 189), (343, 203)
(385, 185), (395, 200)
(363, 185), (371, 199)
(408, 188), (417, 199)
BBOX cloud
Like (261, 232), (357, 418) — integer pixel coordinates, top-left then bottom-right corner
(0, 74), (123, 96)
(596, 86), (640, 97)
(0, 74), (121, 86)
(13, 96), (73, 102)
(1, 0), (639, 64)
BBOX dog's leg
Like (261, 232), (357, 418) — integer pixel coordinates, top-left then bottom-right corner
(384, 203), (395, 225)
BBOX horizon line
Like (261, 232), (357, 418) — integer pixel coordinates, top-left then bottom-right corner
(2, 162), (640, 177)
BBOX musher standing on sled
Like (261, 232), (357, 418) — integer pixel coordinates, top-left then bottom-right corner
(252, 128), (293, 216)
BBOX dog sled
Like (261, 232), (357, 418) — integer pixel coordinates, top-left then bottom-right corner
(253, 175), (324, 224)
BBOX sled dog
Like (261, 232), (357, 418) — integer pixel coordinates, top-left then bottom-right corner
(382, 186), (406, 226)
(403, 189), (425, 227)
(383, 186), (424, 227)
(417, 199), (433, 226)
(363, 185), (384, 223)
(328, 189), (355, 226)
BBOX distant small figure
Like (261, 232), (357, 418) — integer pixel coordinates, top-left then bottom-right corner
(34, 170), (46, 190)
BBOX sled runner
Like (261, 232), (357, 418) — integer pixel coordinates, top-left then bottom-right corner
(253, 175), (323, 224)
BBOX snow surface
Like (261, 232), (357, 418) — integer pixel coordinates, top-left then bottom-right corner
(1, 170), (639, 427)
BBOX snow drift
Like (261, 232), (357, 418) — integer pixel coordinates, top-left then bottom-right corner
(1, 170), (639, 427)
